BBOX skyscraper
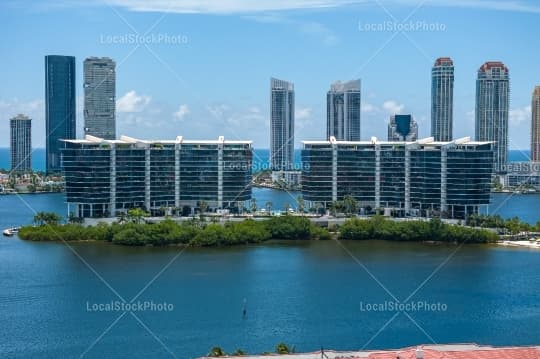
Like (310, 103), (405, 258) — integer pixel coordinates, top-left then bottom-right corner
(327, 79), (361, 141)
(388, 114), (418, 141)
(84, 57), (116, 139)
(431, 57), (454, 141)
(270, 78), (294, 171)
(532, 86), (540, 162)
(45, 55), (76, 174)
(10, 114), (32, 172)
(475, 61), (509, 173)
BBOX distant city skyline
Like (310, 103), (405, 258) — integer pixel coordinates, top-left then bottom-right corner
(0, 1), (539, 152)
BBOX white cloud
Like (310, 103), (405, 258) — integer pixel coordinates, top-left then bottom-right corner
(509, 105), (531, 126)
(173, 104), (190, 121)
(0, 98), (45, 147)
(299, 21), (339, 45)
(296, 106), (313, 121)
(382, 100), (405, 115)
(116, 91), (151, 113)
(206, 104), (230, 119)
(98, 0), (540, 14)
(362, 102), (377, 113)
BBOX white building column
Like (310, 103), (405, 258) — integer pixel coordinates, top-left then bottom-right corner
(218, 136), (224, 208)
(440, 147), (448, 214)
(404, 147), (411, 213)
(374, 142), (381, 209)
(330, 136), (338, 202)
(174, 143), (180, 209)
(109, 145), (116, 217)
(144, 146), (151, 211)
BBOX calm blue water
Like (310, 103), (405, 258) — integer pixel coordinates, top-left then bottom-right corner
(1, 192), (539, 358)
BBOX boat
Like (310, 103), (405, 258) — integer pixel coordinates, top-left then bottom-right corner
(3, 227), (20, 237)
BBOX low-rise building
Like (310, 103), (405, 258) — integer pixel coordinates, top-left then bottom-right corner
(301, 136), (494, 219)
(62, 135), (252, 218)
(504, 162), (540, 189)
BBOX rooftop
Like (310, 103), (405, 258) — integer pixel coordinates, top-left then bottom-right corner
(479, 61), (508, 72)
(434, 57), (453, 66)
(10, 114), (31, 121)
(302, 136), (493, 147)
(62, 135), (252, 145)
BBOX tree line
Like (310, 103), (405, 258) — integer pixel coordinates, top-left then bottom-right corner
(17, 211), (504, 246)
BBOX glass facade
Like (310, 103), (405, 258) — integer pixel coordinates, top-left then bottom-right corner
(62, 142), (111, 218)
(45, 55), (76, 174)
(475, 62), (509, 174)
(379, 146), (406, 208)
(10, 114), (32, 172)
(301, 144), (333, 203)
(84, 57), (116, 139)
(327, 80), (361, 141)
(431, 57), (454, 142)
(301, 137), (494, 219)
(270, 78), (295, 171)
(336, 145), (376, 203)
(62, 136), (252, 218)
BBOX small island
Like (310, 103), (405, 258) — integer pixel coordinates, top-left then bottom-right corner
(16, 210), (518, 247)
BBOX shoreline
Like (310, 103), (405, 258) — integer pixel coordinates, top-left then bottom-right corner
(497, 240), (540, 249)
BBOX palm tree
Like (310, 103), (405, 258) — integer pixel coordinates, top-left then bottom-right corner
(250, 198), (257, 213)
(198, 200), (208, 218)
(232, 348), (247, 356)
(117, 211), (127, 224)
(208, 346), (226, 357)
(283, 202), (291, 213)
(127, 208), (147, 224)
(296, 195), (305, 215)
(33, 211), (62, 226)
(276, 343), (292, 354)
(265, 201), (273, 215)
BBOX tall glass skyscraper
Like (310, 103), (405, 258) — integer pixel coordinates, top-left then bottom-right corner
(327, 79), (361, 141)
(10, 114), (32, 172)
(532, 86), (540, 162)
(388, 114), (418, 141)
(270, 78), (294, 171)
(475, 61), (509, 174)
(431, 57), (454, 141)
(84, 57), (116, 139)
(45, 55), (76, 174)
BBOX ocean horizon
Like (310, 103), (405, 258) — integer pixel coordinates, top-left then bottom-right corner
(0, 148), (532, 172)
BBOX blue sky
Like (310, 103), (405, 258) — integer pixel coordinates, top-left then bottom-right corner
(0, 0), (538, 150)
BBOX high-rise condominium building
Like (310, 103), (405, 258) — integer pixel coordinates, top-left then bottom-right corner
(45, 55), (76, 174)
(270, 78), (294, 171)
(62, 135), (253, 218)
(532, 86), (540, 162)
(327, 79), (361, 141)
(84, 57), (116, 139)
(431, 57), (454, 141)
(10, 114), (32, 172)
(301, 136), (494, 219)
(475, 61), (509, 173)
(388, 114), (418, 141)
